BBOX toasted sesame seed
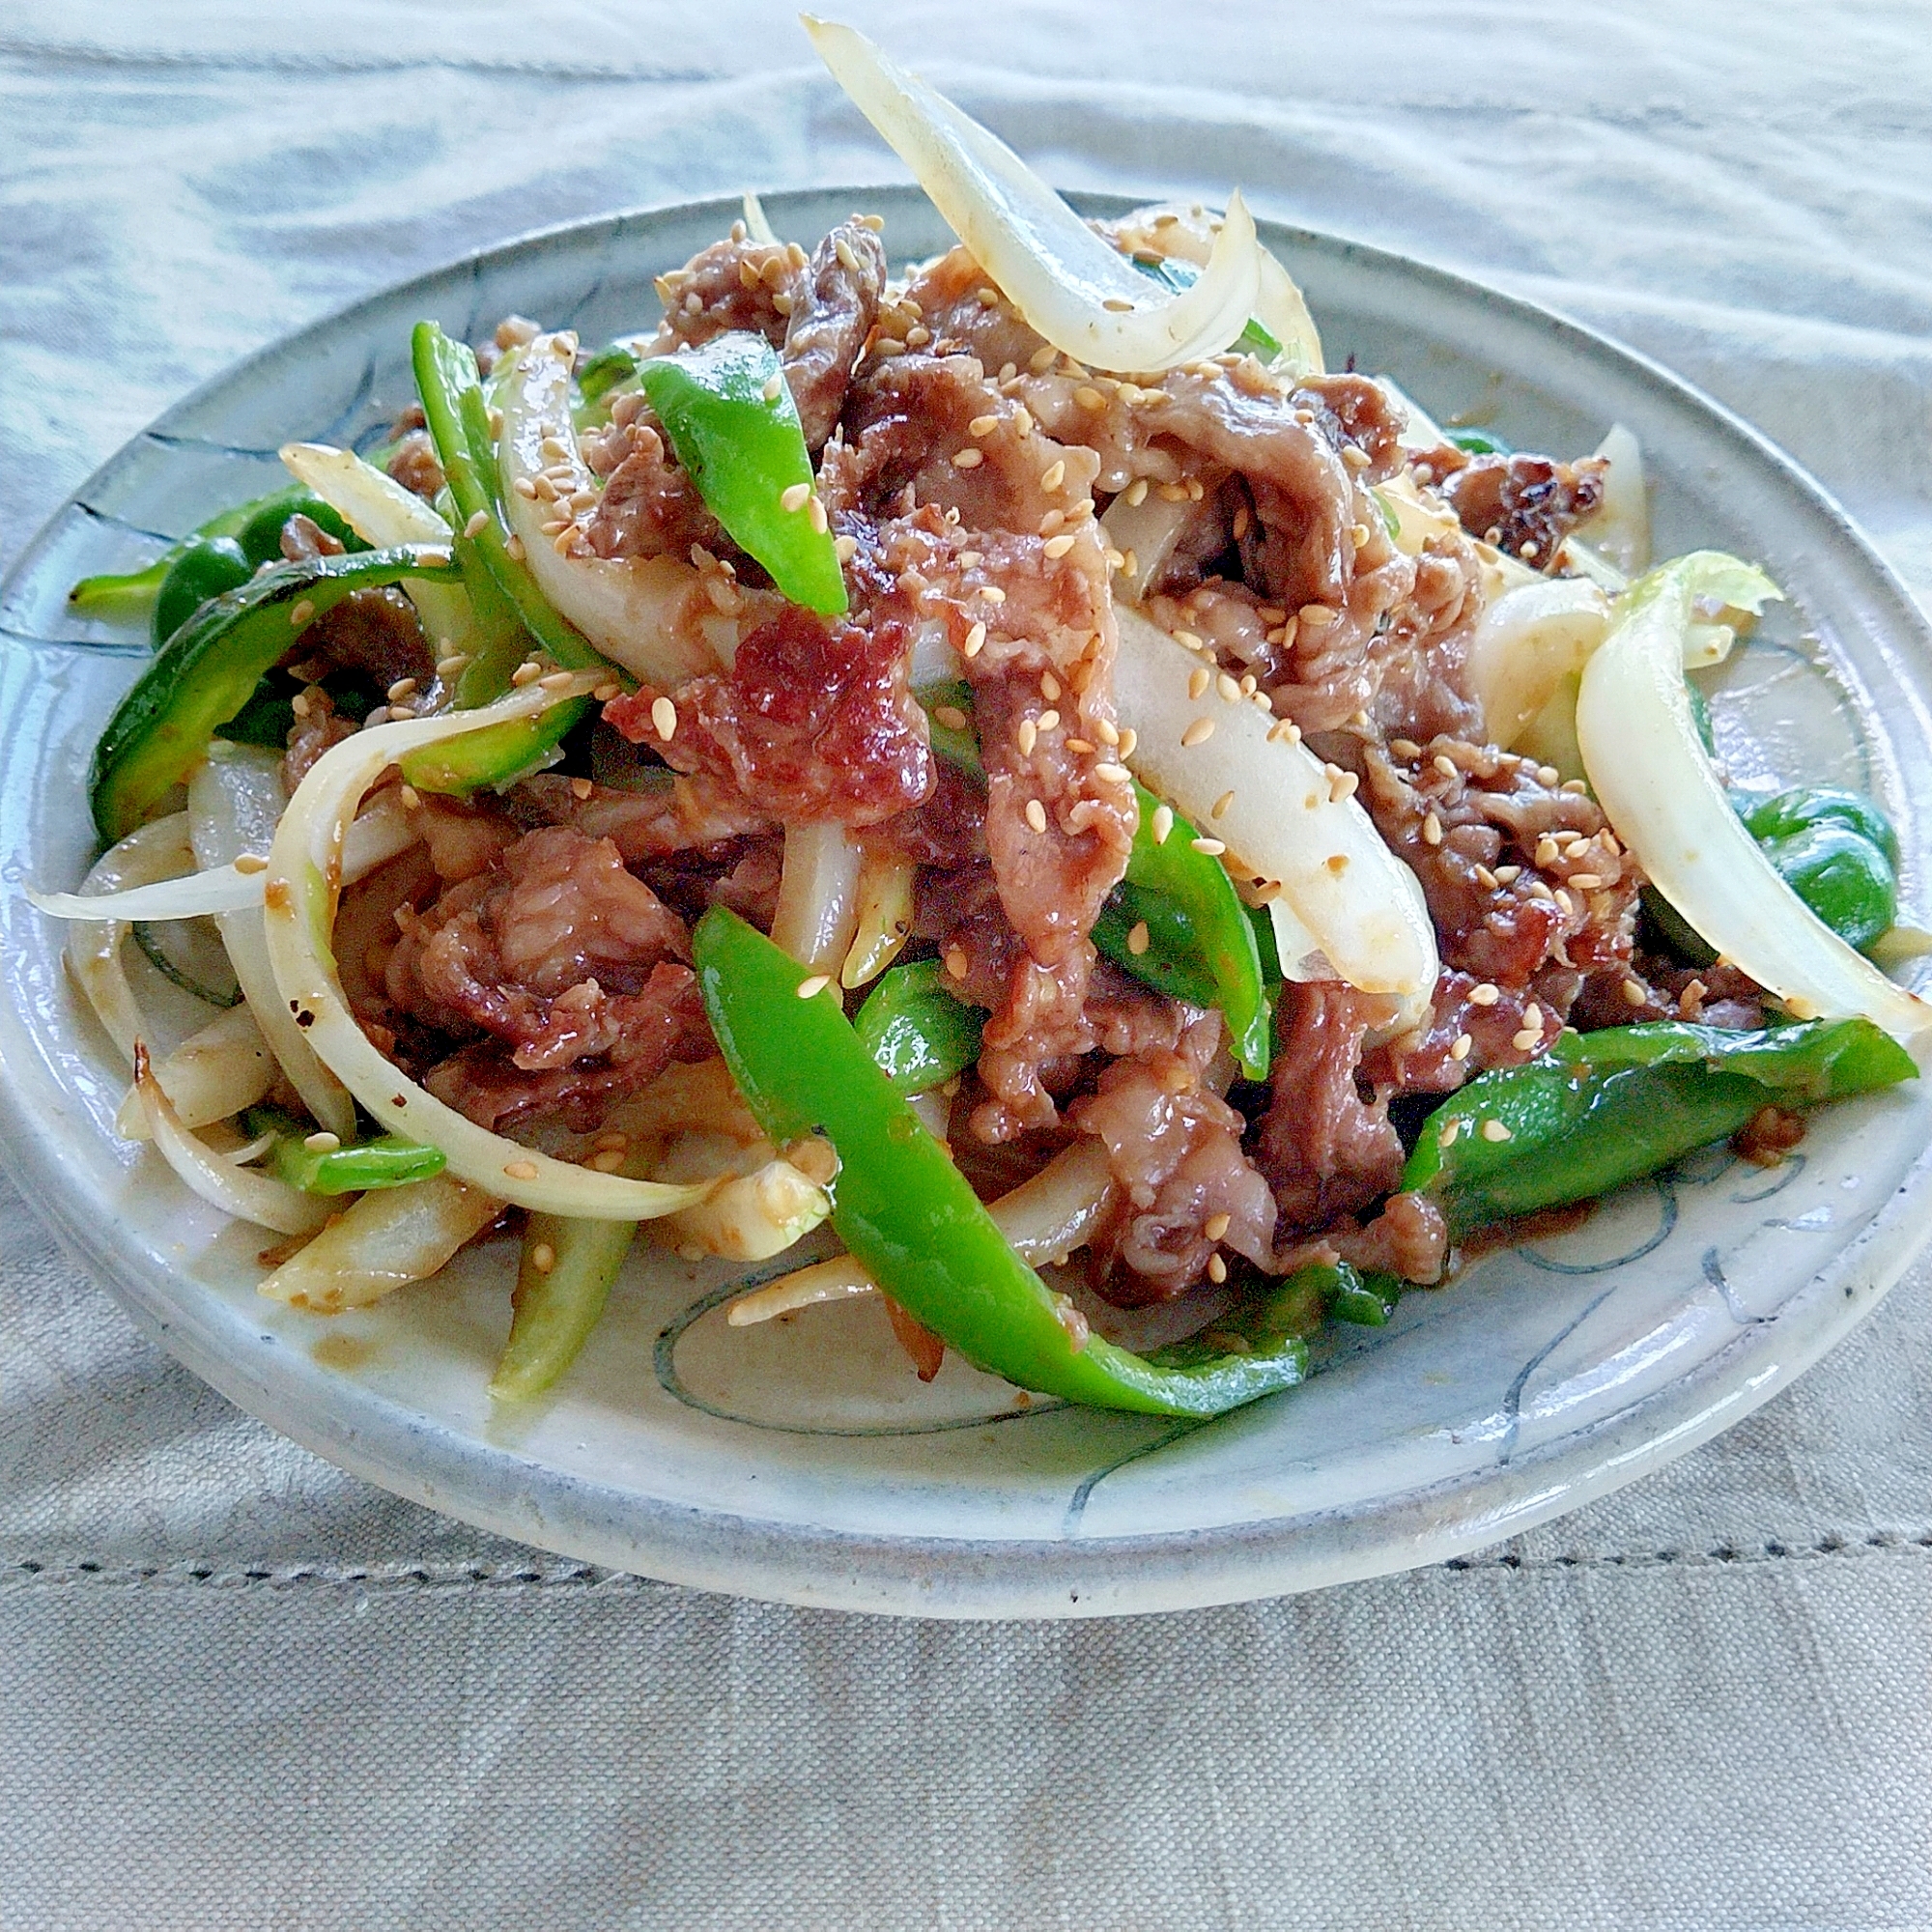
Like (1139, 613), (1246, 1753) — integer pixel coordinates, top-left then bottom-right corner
(1043, 532), (1078, 559)
(1188, 666), (1212, 700)
(958, 551), (985, 570)
(1207, 1253), (1228, 1284)
(1029, 344), (1059, 373)
(1211, 789), (1236, 820)
(650, 696), (678, 739)
(1037, 708), (1061, 733)
(290, 693), (311, 720)
(1422, 811), (1443, 846)
(539, 670), (576, 691)
(1341, 444), (1371, 469)
(1450, 1033), (1473, 1062)
(567, 776), (595, 802)
(1267, 719), (1302, 745)
(593, 682), (620, 702)
(1172, 629), (1204, 652)
(539, 516), (568, 536)
(503, 1159), (539, 1180)
(780, 481), (812, 513)
(1151, 805), (1174, 845)
(1181, 717), (1216, 749)
(1390, 737), (1422, 759)
(553, 526), (582, 556)
(289, 599), (315, 629)
(808, 496), (829, 534)
(1299, 603), (1336, 629)
(301, 1130), (341, 1155)
(506, 534), (526, 561)
(967, 412), (1001, 439)
(1569, 871), (1604, 891)
(761, 371), (785, 404)
(1039, 671), (1062, 701)
(529, 1242), (556, 1274)
(511, 660), (543, 686)
(1123, 477), (1151, 507)
(436, 654), (469, 681)
(1021, 799), (1047, 835)
(1468, 981), (1501, 1007)
(1094, 762), (1132, 784)
(1434, 753), (1460, 781)
(952, 446), (984, 470)
(1480, 1119), (1512, 1143)
(1192, 837), (1227, 856)
(1039, 459), (1066, 492)
(1216, 671), (1241, 702)
(1493, 864), (1522, 884)
(1554, 889), (1576, 915)
(1115, 727), (1137, 758)
(934, 704), (970, 732)
(512, 474), (538, 499)
(1622, 979), (1649, 1008)
(834, 533), (859, 562)
(1326, 767), (1360, 802)
(1066, 738), (1094, 754)
(384, 677), (419, 705)
(962, 621), (987, 658)
(1326, 854), (1349, 875)
(461, 508), (491, 541)
(1537, 764), (1562, 786)
(1017, 719), (1038, 756)
(1125, 920), (1151, 956)
(796, 974), (832, 999)
(1440, 1119), (1463, 1149)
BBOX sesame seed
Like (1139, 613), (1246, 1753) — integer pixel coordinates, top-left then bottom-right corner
(1326, 854), (1349, 875)
(363, 707), (392, 726)
(593, 683), (620, 702)
(290, 693), (311, 720)
(1232, 505), (1252, 540)
(1043, 532), (1078, 558)
(1017, 719), (1038, 756)
(1211, 789), (1236, 820)
(1116, 727), (1137, 757)
(651, 696), (677, 739)
(1468, 981), (1501, 1007)
(1561, 779), (1590, 796)
(796, 975), (832, 999)
(1391, 738), (1422, 759)
(1622, 979), (1649, 1008)
(463, 508), (490, 539)
(1535, 835), (1561, 867)
(1341, 444), (1371, 469)
(1025, 799), (1049, 835)
(1037, 708), (1061, 733)
(959, 551), (985, 570)
(503, 1159), (540, 1180)
(1493, 865), (1522, 884)
(1267, 719), (1302, 745)
(386, 676), (419, 703)
(1440, 1119), (1462, 1149)
(968, 413), (1001, 439)
(1480, 1120), (1512, 1143)
(1192, 838), (1226, 856)
(780, 481), (812, 513)
(1450, 1033), (1473, 1061)
(506, 535), (526, 561)
(1554, 889), (1576, 915)
(553, 526), (582, 555)
(1422, 811), (1443, 846)
(761, 371), (785, 403)
(530, 1242), (556, 1274)
(1207, 1253), (1228, 1284)
(538, 670), (575, 691)
(289, 599), (315, 628)
(1204, 1211), (1233, 1241)
(511, 660), (543, 686)
(1094, 762), (1132, 784)
(1569, 871), (1604, 891)
(233, 852), (268, 875)
(834, 533), (859, 562)
(436, 654), (469, 680)
(952, 446), (984, 470)
(1126, 920), (1151, 955)
(1326, 767), (1360, 803)
(1124, 477), (1150, 507)
(1066, 738), (1094, 754)
(1039, 459), (1066, 492)
(1040, 672), (1061, 701)
(934, 704), (969, 732)
(1151, 805), (1174, 845)
(1299, 603), (1336, 630)
(1434, 753), (1460, 780)
(513, 475), (538, 499)
(1189, 667), (1211, 700)
(1073, 385), (1106, 412)
(962, 622), (987, 658)
(303, 1130), (341, 1153)
(1537, 765), (1562, 786)
(1181, 718), (1216, 749)
(1094, 718), (1121, 747)
(1172, 628), (1204, 652)
(1216, 672), (1241, 702)
(1029, 345), (1059, 373)
(809, 497), (829, 534)
(570, 777), (595, 801)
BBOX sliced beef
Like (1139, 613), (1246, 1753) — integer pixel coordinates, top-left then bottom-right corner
(1430, 448), (1607, 570)
(781, 219), (887, 450)
(654, 236), (800, 352)
(510, 771), (776, 863)
(580, 406), (724, 562)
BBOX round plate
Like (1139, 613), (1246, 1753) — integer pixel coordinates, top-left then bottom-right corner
(3, 186), (1929, 1618)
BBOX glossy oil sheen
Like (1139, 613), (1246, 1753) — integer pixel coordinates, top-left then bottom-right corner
(2, 186), (1929, 1617)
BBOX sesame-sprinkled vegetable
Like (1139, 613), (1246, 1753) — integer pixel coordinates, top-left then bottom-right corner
(636, 330), (848, 615)
(490, 1215), (638, 1403)
(696, 905), (1314, 1415)
(1401, 1017), (1917, 1240)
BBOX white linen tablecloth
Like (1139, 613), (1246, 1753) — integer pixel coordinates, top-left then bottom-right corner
(4, 4), (1930, 1923)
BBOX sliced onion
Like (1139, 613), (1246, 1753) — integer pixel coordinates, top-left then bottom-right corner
(1378, 377), (1448, 453)
(1113, 605), (1438, 1011)
(725, 1137), (1115, 1326)
(279, 441), (473, 652)
(497, 334), (781, 683)
(840, 851), (917, 988)
(805, 18), (1262, 373)
(1099, 487), (1199, 603)
(258, 1174), (503, 1314)
(190, 743), (355, 1141)
(740, 192), (781, 245)
(1463, 575), (1612, 751)
(1254, 248), (1324, 379)
(30, 863), (270, 923)
(769, 821), (864, 974)
(652, 1137), (834, 1264)
(1573, 422), (1649, 577)
(261, 679), (718, 1217)
(115, 1002), (274, 1142)
(1577, 552), (1932, 1043)
(133, 1042), (332, 1236)
(64, 814), (197, 1063)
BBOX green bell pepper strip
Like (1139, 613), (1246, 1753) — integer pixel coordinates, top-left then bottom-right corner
(694, 905), (1310, 1416)
(1094, 781), (1272, 1080)
(1445, 429), (1511, 456)
(152, 536), (253, 648)
(69, 482), (329, 625)
(1308, 1261), (1405, 1326)
(269, 1130), (448, 1196)
(638, 331), (849, 617)
(87, 543), (461, 844)
(233, 490), (361, 567)
(1401, 1016), (1916, 1241)
(490, 1214), (638, 1403)
(575, 342), (640, 409)
(407, 322), (605, 792)
(1742, 785), (1900, 868)
(855, 958), (987, 1095)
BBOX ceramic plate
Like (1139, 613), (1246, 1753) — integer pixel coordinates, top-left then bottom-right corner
(4, 186), (1929, 1618)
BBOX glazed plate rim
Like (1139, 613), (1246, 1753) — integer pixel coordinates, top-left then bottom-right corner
(3, 185), (1929, 1619)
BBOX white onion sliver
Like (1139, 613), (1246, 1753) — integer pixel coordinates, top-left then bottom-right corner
(190, 746), (356, 1142)
(740, 192), (781, 245)
(1099, 488), (1198, 604)
(840, 852), (917, 989)
(258, 1174), (502, 1313)
(278, 441), (473, 653)
(1577, 552), (1932, 1043)
(134, 1044), (332, 1236)
(725, 1138), (1116, 1326)
(658, 1155), (832, 1263)
(497, 336), (777, 683)
(770, 821), (864, 974)
(115, 1002), (274, 1141)
(1576, 423), (1649, 577)
(261, 680), (716, 1218)
(1113, 605), (1437, 1009)
(1462, 576), (1611, 752)
(804, 18), (1261, 373)
(65, 814), (197, 1063)
(30, 864), (268, 923)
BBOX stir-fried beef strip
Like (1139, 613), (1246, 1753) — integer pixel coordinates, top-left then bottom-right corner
(1423, 446), (1607, 570)
(781, 219), (889, 450)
